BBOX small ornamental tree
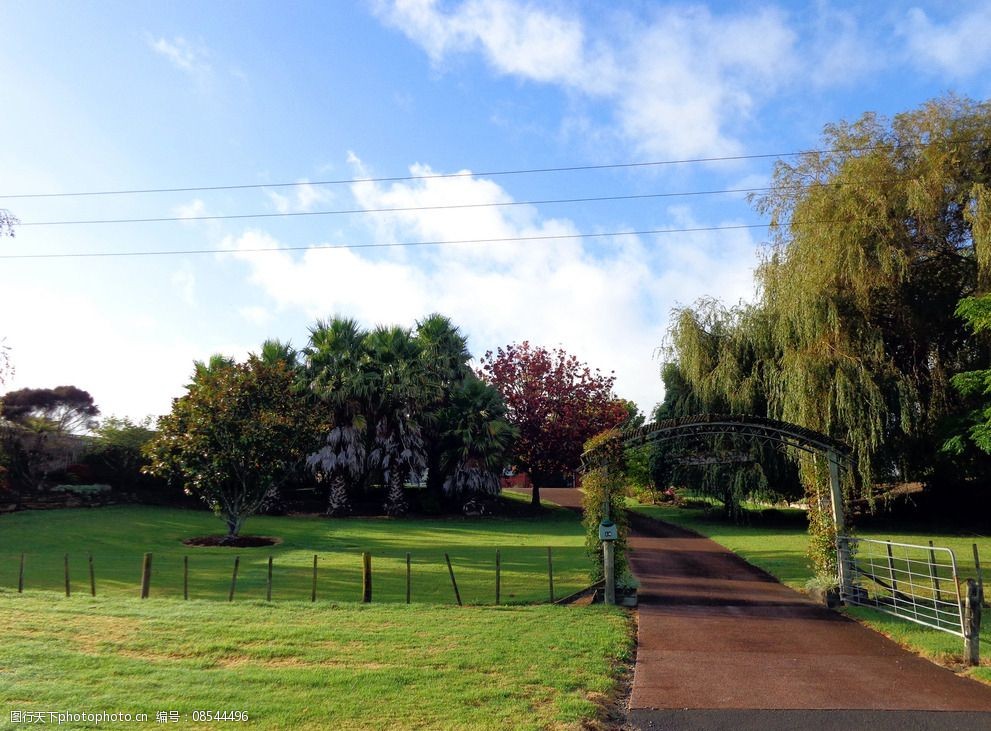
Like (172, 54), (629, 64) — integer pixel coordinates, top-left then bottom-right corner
(144, 355), (323, 542)
(1, 385), (100, 434)
(479, 342), (626, 507)
(85, 416), (158, 493)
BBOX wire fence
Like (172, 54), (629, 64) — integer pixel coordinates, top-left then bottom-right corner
(1, 546), (586, 606)
(839, 536), (965, 636)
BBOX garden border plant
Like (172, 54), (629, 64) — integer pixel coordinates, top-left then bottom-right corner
(580, 429), (631, 587)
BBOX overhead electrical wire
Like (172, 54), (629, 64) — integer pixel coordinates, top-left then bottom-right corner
(1, 221), (815, 261)
(16, 177), (909, 228)
(0, 143), (934, 200)
(13, 185), (779, 227)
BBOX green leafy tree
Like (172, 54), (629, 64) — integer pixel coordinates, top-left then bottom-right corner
(750, 96), (991, 488)
(363, 324), (429, 516)
(86, 416), (157, 490)
(306, 319), (428, 516)
(305, 317), (372, 515)
(664, 96), (991, 575)
(0, 385), (100, 434)
(307, 314), (514, 514)
(144, 355), (322, 541)
(438, 375), (516, 498)
(415, 313), (473, 499)
(944, 294), (991, 454)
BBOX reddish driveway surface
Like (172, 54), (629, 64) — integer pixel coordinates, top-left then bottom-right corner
(530, 488), (991, 719)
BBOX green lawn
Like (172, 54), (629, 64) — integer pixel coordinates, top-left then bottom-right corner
(0, 496), (589, 605)
(0, 593), (632, 729)
(627, 499), (991, 681)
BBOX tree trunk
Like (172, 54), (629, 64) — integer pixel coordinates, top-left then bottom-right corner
(326, 475), (350, 517)
(425, 447), (444, 499)
(530, 473), (541, 510)
(385, 470), (407, 517)
(222, 514), (243, 544)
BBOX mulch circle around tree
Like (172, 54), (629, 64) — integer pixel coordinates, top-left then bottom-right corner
(182, 536), (281, 548)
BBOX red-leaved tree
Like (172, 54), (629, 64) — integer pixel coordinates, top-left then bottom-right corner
(479, 342), (627, 507)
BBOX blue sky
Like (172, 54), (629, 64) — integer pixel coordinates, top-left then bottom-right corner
(2, 0), (991, 422)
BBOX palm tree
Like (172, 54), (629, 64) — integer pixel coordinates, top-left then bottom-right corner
(304, 317), (372, 515)
(415, 314), (472, 500)
(364, 325), (428, 516)
(440, 375), (516, 498)
(257, 338), (300, 369)
(190, 353), (236, 384)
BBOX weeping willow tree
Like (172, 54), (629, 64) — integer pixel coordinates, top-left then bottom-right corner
(661, 302), (801, 519)
(666, 96), (991, 576)
(755, 96), (991, 484)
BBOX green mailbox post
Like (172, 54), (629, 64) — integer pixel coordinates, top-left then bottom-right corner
(599, 518), (617, 605)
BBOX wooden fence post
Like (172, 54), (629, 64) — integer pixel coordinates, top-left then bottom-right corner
(183, 556), (189, 601)
(495, 550), (501, 605)
(405, 552), (411, 605)
(362, 552), (372, 603)
(88, 553), (95, 597)
(64, 554), (70, 597)
(964, 578), (982, 666)
(140, 553), (152, 599)
(547, 547), (555, 603)
(228, 556), (240, 602)
(18, 553), (24, 593)
(444, 553), (462, 606)
(267, 556), (273, 602)
(311, 555), (318, 603)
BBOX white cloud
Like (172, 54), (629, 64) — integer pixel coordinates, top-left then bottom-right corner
(802, 4), (881, 87)
(267, 180), (334, 214)
(173, 198), (207, 220)
(900, 6), (991, 78)
(228, 161), (759, 413)
(373, 1), (798, 157)
(148, 36), (213, 79)
(376, 0), (604, 89)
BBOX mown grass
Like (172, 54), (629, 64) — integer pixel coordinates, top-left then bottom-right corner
(627, 498), (991, 678)
(0, 592), (632, 729)
(0, 495), (589, 605)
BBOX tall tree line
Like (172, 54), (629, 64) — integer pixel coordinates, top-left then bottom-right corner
(662, 97), (991, 555)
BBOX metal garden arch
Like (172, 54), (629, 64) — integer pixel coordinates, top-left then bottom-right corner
(586, 413), (855, 588)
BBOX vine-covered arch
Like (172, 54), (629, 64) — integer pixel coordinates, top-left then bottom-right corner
(583, 413), (856, 587)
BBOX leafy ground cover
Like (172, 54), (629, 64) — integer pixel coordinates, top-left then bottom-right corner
(0, 495), (590, 605)
(0, 593), (632, 729)
(627, 499), (990, 682)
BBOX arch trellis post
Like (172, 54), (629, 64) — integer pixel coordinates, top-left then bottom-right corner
(583, 414), (854, 591)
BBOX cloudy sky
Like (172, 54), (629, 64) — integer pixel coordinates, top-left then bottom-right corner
(2, 1), (990, 422)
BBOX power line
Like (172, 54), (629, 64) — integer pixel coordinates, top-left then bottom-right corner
(17, 186), (771, 226)
(0, 144), (912, 200)
(17, 178), (910, 227)
(0, 222), (776, 260)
